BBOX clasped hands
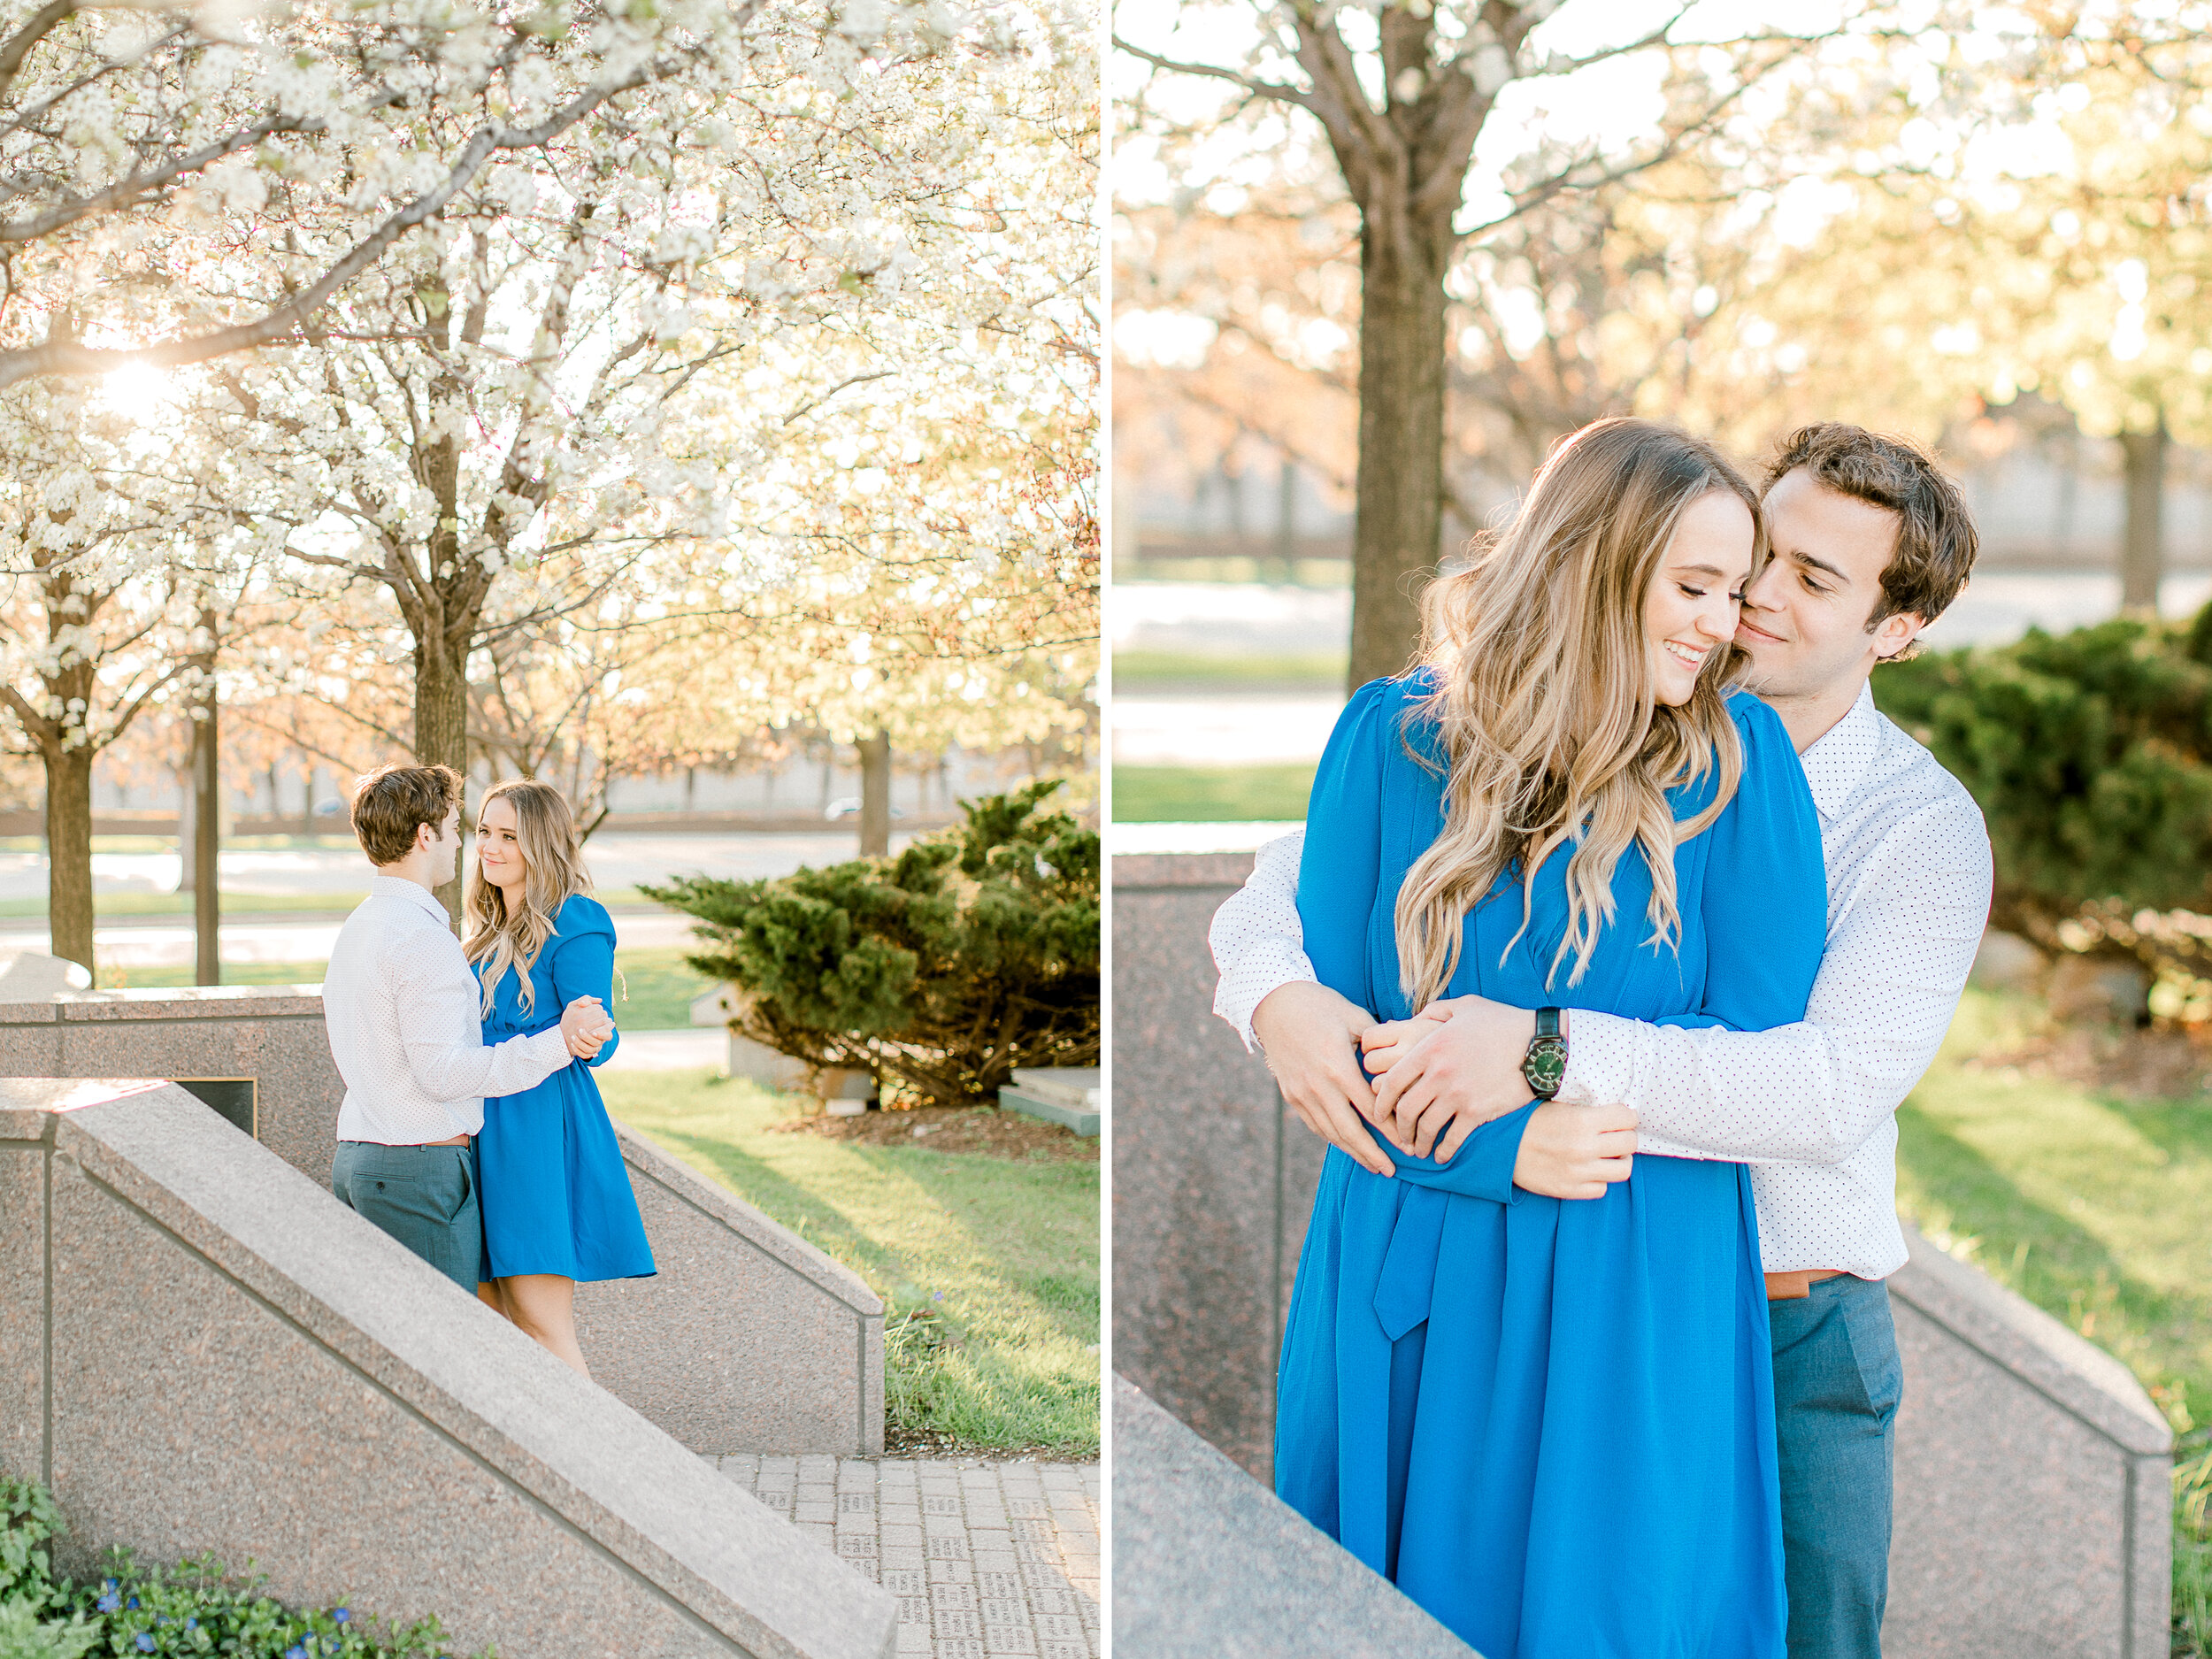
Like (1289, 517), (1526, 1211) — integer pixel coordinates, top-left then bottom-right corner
(1249, 981), (1635, 1201)
(559, 995), (617, 1059)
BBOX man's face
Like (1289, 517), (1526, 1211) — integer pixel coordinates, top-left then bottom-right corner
(422, 803), (463, 885)
(1734, 466), (1924, 702)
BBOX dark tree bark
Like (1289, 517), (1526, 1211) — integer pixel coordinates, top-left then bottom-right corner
(192, 608), (219, 987)
(412, 626), (474, 927)
(1118, 7), (1792, 688)
(858, 730), (893, 857)
(42, 748), (93, 979)
(2120, 418), (2166, 615)
(0, 559), (186, 987)
(1348, 219), (1454, 685)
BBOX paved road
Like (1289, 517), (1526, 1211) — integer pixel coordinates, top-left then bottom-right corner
(0, 830), (912, 969)
(0, 830), (914, 905)
(707, 1454), (1100, 1659)
(1110, 572), (2212, 767)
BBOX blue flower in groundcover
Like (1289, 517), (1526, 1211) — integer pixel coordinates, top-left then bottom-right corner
(134, 1636), (155, 1654)
(127, 1596), (141, 1610)
(184, 1619), (197, 1631)
(286, 1647), (306, 1659)
(332, 1609), (349, 1624)
(96, 1591), (120, 1612)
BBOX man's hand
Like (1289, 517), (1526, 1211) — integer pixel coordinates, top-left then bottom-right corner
(561, 995), (615, 1059)
(1364, 995), (1542, 1160)
(1511, 1102), (1637, 1200)
(1251, 980), (1395, 1178)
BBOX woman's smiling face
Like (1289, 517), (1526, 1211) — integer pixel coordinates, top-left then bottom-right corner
(475, 795), (526, 893)
(1645, 489), (1755, 707)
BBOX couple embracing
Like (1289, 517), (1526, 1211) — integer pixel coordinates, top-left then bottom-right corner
(1211, 419), (1993, 1657)
(322, 763), (656, 1378)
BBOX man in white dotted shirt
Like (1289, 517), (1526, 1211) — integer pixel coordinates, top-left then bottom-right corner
(324, 764), (612, 1292)
(1210, 424), (1993, 1659)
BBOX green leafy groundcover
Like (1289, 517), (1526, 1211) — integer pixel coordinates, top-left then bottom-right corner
(0, 1481), (483, 1659)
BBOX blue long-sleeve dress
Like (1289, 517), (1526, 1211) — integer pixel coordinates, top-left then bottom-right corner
(472, 892), (657, 1284)
(1274, 675), (1826, 1658)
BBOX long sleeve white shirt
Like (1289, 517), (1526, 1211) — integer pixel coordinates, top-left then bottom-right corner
(1208, 681), (1993, 1280)
(326, 876), (573, 1144)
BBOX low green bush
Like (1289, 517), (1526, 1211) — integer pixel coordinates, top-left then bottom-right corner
(1873, 610), (2212, 997)
(0, 1480), (480, 1659)
(641, 780), (1099, 1106)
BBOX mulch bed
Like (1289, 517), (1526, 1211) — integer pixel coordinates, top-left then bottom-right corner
(765, 1102), (1099, 1162)
(1967, 1018), (2212, 1099)
(883, 1423), (1097, 1461)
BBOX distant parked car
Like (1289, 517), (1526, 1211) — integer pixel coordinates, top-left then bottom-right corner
(312, 800), (345, 818)
(824, 797), (906, 821)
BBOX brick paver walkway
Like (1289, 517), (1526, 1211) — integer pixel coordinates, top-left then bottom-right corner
(707, 1455), (1101, 1659)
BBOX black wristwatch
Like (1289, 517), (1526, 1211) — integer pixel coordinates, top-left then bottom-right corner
(1522, 1008), (1567, 1101)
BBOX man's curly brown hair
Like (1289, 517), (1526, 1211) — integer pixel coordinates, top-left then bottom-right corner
(350, 764), (464, 866)
(1765, 423), (1979, 661)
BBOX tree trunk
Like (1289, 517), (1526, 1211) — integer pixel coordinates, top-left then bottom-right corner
(192, 647), (219, 987)
(1348, 222), (1453, 689)
(858, 730), (892, 857)
(2120, 419), (2166, 615)
(175, 763), (195, 894)
(412, 636), (471, 928)
(43, 745), (95, 983)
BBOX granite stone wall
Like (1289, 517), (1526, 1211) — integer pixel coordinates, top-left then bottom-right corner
(1110, 853), (1317, 1479)
(0, 988), (883, 1455)
(0, 1078), (896, 1659)
(1111, 849), (2176, 1656)
(1112, 1372), (1477, 1659)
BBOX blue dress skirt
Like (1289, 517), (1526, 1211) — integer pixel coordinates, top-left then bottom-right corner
(472, 893), (657, 1284)
(1275, 677), (1827, 1658)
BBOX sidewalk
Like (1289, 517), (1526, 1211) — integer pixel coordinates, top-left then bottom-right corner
(706, 1455), (1100, 1659)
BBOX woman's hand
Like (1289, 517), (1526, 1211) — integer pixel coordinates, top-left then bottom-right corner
(561, 995), (614, 1059)
(1365, 995), (1547, 1159)
(1251, 980), (1395, 1178)
(1511, 1102), (1637, 1200)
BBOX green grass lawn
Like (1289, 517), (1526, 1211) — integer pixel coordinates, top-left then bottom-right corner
(107, 944), (713, 1030)
(100, 960), (329, 989)
(1111, 764), (1316, 823)
(0, 891), (370, 918)
(1896, 987), (2212, 1648)
(600, 1067), (1098, 1456)
(1114, 649), (1348, 689)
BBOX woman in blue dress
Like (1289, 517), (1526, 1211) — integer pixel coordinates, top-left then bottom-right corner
(1274, 418), (1828, 1657)
(465, 778), (656, 1377)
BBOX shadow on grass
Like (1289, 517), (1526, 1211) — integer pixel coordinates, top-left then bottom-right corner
(1897, 1100), (2209, 1407)
(2101, 1091), (2212, 1171)
(643, 1125), (901, 1281)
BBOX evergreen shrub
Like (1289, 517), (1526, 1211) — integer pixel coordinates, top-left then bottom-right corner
(641, 780), (1099, 1105)
(1872, 609), (2212, 1007)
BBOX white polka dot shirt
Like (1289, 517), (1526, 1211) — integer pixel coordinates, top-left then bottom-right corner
(326, 876), (575, 1145)
(1207, 680), (1993, 1279)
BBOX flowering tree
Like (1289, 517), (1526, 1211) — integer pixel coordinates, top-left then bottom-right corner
(0, 0), (831, 383)
(0, 377), (257, 976)
(1116, 0), (1845, 684)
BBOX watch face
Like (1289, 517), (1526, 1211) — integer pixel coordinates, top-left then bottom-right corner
(1523, 1040), (1567, 1096)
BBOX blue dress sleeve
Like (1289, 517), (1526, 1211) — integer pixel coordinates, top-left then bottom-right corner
(1635, 693), (1825, 1037)
(1296, 679), (1534, 1202)
(1294, 678), (1396, 1019)
(547, 895), (621, 1069)
(1380, 694), (1824, 1201)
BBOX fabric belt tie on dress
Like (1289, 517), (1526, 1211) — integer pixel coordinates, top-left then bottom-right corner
(1764, 1269), (1842, 1301)
(1373, 1187), (1450, 1341)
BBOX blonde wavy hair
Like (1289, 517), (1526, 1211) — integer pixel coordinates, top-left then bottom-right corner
(1394, 417), (1766, 1008)
(464, 778), (593, 1019)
